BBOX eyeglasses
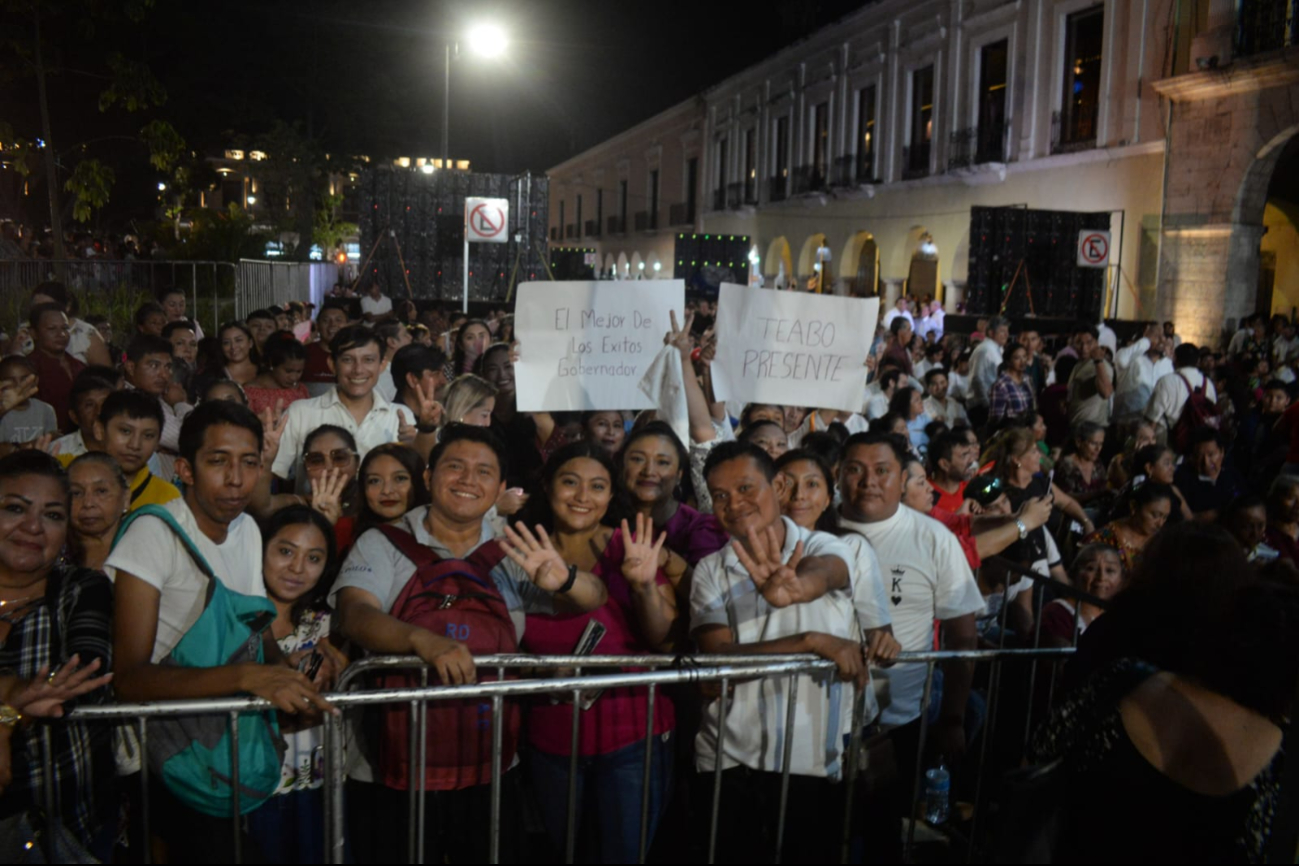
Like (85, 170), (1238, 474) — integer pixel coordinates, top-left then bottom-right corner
(303, 448), (357, 469)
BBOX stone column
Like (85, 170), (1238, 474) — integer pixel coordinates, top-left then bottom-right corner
(1157, 223), (1261, 349)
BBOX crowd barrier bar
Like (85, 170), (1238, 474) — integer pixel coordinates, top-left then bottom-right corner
(60, 648), (1072, 865)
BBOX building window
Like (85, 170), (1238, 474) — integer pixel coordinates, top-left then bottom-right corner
(771, 115), (790, 201)
(856, 86), (876, 182)
(596, 189), (603, 236)
(558, 200), (565, 237)
(743, 127), (757, 202)
(811, 101), (830, 186)
(906, 65), (934, 178)
(1057, 6), (1103, 151)
(715, 137), (728, 210)
(576, 193), (583, 236)
(686, 157), (698, 223)
(977, 40), (1008, 162)
(619, 179), (628, 231)
(649, 168), (659, 230)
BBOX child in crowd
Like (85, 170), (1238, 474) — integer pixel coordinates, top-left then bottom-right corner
(0, 355), (58, 446)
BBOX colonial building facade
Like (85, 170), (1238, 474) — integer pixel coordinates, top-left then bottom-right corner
(548, 0), (1299, 348)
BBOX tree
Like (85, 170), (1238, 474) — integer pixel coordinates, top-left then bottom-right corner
(1, 0), (187, 255)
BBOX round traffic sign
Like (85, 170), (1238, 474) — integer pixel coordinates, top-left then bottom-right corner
(1080, 232), (1109, 264)
(468, 203), (506, 241)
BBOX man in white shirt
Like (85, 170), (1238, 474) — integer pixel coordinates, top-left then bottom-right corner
(1066, 326), (1115, 428)
(360, 282), (394, 325)
(272, 326), (438, 482)
(1145, 342), (1216, 442)
(692, 440), (897, 862)
(967, 316), (1009, 425)
(1113, 323), (1173, 422)
(108, 401), (331, 857)
(788, 408), (869, 447)
(1163, 321), (1182, 349)
(922, 369), (969, 427)
(882, 297), (914, 331)
(864, 366), (905, 420)
(1097, 319), (1118, 355)
(836, 431), (984, 858)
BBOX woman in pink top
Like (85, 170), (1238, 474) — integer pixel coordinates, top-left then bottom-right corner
(244, 332), (310, 416)
(521, 440), (683, 862)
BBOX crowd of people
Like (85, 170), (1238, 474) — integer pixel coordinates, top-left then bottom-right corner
(0, 279), (1295, 864)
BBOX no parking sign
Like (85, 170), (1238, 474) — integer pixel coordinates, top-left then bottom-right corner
(465, 197), (509, 244)
(1076, 230), (1111, 268)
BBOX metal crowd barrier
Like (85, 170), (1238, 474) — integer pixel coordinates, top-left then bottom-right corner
(53, 647), (1077, 865)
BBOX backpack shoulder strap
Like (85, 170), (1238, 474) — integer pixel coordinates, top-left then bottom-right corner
(115, 503), (217, 581)
(466, 538), (508, 572)
(375, 523), (440, 569)
(1176, 371), (1201, 397)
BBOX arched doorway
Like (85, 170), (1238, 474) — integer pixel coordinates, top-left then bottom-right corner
(764, 236), (793, 289)
(905, 230), (941, 303)
(839, 231), (879, 297)
(796, 233), (831, 291)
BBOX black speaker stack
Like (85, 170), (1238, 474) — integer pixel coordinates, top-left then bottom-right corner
(673, 232), (751, 300)
(965, 206), (1110, 321)
(356, 167), (550, 303)
(549, 247), (597, 281)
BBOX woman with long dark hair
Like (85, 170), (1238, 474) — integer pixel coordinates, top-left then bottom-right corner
(519, 441), (680, 862)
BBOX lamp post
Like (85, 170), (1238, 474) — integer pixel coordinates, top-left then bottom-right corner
(443, 24), (508, 170)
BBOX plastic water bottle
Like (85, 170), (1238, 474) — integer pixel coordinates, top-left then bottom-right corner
(924, 759), (951, 825)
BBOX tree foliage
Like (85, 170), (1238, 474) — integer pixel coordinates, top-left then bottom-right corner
(64, 158), (115, 222)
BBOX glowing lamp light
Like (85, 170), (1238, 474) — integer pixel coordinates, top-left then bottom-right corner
(467, 24), (508, 58)
(246, 195), (257, 205)
(157, 182), (167, 191)
(420, 164), (435, 174)
(653, 261), (661, 272)
(637, 261), (645, 270)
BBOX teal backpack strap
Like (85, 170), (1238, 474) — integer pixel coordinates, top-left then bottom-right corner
(114, 503), (218, 583)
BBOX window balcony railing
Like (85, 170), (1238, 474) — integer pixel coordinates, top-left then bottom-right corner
(668, 203), (691, 226)
(606, 215), (625, 234)
(1050, 105), (1099, 154)
(791, 164), (828, 195)
(902, 142), (931, 179)
(633, 210), (653, 232)
(726, 182), (744, 209)
(768, 175), (788, 203)
(1236, 0), (1298, 57)
(743, 177), (758, 204)
(711, 188), (726, 211)
(564, 223), (577, 239)
(949, 121), (1009, 170)
(583, 219), (600, 237)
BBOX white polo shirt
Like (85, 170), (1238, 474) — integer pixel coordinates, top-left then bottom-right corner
(838, 505), (985, 727)
(690, 517), (861, 779)
(271, 386), (415, 479)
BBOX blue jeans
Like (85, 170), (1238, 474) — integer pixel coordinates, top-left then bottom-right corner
(528, 732), (674, 864)
(246, 787), (324, 864)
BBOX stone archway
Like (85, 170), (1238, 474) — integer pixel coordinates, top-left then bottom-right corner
(763, 236), (793, 279)
(839, 231), (879, 297)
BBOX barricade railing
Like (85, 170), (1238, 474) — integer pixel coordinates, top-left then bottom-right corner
(0, 259), (237, 335)
(49, 647), (1078, 865)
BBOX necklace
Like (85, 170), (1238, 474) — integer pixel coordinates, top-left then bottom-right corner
(0, 594), (43, 624)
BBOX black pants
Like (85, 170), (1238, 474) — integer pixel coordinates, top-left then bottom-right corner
(360, 773), (522, 864)
(692, 767), (848, 864)
(136, 775), (267, 864)
(858, 718), (926, 862)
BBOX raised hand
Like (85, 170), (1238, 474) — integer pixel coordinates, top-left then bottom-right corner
(310, 466), (348, 524)
(0, 373), (38, 415)
(410, 377), (444, 429)
(620, 514), (667, 589)
(732, 525), (808, 608)
(500, 522), (570, 591)
(8, 655), (113, 718)
(258, 403), (289, 465)
(19, 433), (54, 454)
(665, 309), (697, 359)
(698, 327), (718, 365)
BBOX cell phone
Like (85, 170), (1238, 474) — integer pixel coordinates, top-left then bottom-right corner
(574, 620), (608, 711)
(298, 651), (323, 681)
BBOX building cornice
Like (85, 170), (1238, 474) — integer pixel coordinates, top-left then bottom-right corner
(1152, 52), (1299, 101)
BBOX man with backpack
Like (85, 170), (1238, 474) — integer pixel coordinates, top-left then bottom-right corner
(1145, 342), (1218, 448)
(108, 401), (333, 861)
(331, 424), (608, 863)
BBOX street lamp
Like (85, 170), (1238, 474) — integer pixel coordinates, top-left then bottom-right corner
(442, 24), (508, 169)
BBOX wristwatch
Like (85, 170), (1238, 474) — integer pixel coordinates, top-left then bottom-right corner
(556, 564), (579, 594)
(0, 704), (21, 728)
(1015, 518), (1028, 540)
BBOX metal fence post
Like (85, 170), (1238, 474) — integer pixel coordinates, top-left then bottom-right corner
(773, 674), (800, 864)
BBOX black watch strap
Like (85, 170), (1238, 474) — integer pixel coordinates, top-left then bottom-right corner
(557, 563), (579, 594)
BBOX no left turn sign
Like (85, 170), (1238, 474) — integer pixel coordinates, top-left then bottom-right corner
(465, 197), (509, 244)
(1076, 229), (1111, 268)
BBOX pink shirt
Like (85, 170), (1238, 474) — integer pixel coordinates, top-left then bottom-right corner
(523, 528), (675, 756)
(245, 383), (310, 416)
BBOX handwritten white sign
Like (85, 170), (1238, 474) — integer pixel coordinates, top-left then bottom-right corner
(514, 280), (684, 411)
(711, 283), (879, 412)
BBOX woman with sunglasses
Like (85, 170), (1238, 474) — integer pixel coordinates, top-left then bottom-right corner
(250, 424), (360, 540)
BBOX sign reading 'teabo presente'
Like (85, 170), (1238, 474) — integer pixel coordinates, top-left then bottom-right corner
(710, 283), (878, 412)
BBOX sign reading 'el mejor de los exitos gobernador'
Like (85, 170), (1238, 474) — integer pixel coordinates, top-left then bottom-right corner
(513, 280), (684, 411)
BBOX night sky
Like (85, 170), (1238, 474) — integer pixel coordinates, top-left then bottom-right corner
(7, 0), (871, 177)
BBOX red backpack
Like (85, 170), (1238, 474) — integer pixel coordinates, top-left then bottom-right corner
(374, 524), (521, 791)
(1170, 372), (1221, 454)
